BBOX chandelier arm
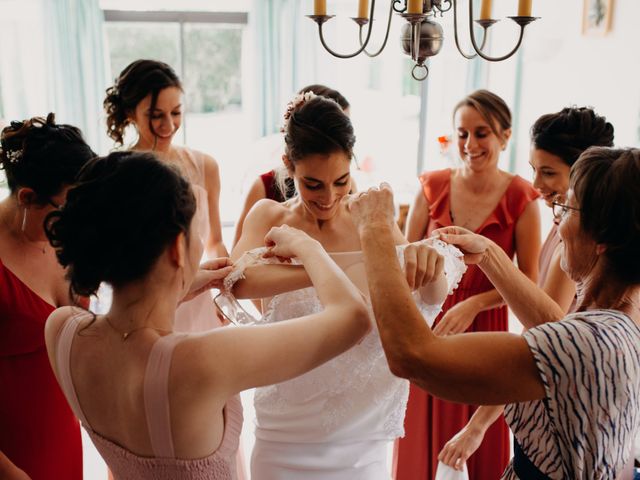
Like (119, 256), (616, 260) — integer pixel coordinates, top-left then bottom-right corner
(357, 0), (395, 57)
(452, 0), (481, 60)
(316, 0), (377, 59)
(392, 0), (407, 13)
(434, 0), (452, 14)
(467, 0), (525, 61)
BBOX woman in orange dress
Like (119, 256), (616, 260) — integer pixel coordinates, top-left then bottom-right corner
(398, 90), (541, 480)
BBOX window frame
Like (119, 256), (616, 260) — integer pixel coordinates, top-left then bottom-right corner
(102, 9), (248, 143)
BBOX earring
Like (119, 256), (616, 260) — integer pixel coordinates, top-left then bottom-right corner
(21, 207), (27, 232)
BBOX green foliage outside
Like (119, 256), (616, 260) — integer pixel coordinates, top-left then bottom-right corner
(106, 22), (242, 113)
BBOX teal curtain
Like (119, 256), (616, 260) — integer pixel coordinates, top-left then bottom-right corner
(253, 0), (318, 136)
(45, 0), (109, 152)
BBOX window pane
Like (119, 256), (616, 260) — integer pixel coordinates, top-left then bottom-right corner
(183, 24), (242, 113)
(181, 24), (247, 224)
(104, 22), (180, 82)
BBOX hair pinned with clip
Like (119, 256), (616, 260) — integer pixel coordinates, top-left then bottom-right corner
(5, 149), (23, 164)
(281, 91), (317, 133)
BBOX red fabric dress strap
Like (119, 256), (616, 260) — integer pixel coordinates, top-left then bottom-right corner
(500, 175), (540, 224)
(418, 168), (452, 227)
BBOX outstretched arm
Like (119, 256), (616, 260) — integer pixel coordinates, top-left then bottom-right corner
(193, 226), (371, 396)
(349, 185), (545, 405)
(435, 227), (565, 327)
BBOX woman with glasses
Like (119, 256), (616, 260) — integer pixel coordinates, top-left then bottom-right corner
(349, 145), (640, 478)
(438, 106), (615, 473)
(43, 151), (371, 479)
(0, 114), (96, 480)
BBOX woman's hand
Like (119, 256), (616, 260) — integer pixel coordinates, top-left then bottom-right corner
(432, 226), (491, 265)
(183, 258), (234, 302)
(432, 297), (481, 335)
(403, 242), (444, 290)
(438, 425), (485, 471)
(263, 225), (321, 260)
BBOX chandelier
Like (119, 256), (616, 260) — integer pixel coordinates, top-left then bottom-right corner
(307, 0), (539, 80)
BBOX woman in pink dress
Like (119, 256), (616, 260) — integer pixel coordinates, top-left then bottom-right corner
(43, 151), (371, 480)
(436, 107), (615, 473)
(104, 59), (227, 333)
(399, 90), (541, 480)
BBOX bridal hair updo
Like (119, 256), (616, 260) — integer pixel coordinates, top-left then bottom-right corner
(0, 113), (96, 203)
(570, 147), (640, 284)
(45, 151), (196, 297)
(531, 107), (615, 167)
(282, 94), (355, 165)
(453, 89), (512, 143)
(104, 59), (183, 145)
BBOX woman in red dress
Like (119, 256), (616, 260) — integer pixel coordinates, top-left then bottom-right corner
(0, 115), (95, 479)
(399, 90), (541, 480)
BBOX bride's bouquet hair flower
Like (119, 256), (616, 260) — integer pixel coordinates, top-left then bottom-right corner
(281, 91), (317, 133)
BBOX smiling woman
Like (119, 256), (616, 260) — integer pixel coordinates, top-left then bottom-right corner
(399, 89), (541, 480)
(229, 91), (460, 479)
(103, 59), (228, 334)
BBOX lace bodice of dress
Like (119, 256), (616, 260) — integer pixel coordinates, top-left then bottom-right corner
(228, 239), (465, 443)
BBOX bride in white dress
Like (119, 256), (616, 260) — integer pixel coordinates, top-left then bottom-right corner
(230, 92), (465, 479)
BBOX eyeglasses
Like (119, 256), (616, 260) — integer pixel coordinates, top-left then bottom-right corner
(214, 292), (262, 326)
(551, 200), (580, 222)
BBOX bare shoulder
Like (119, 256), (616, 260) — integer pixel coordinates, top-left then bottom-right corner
(233, 198), (293, 257)
(247, 198), (291, 226)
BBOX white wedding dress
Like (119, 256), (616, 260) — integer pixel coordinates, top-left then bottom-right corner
(228, 240), (465, 480)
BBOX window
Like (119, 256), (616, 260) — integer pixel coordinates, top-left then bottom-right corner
(102, 6), (250, 224)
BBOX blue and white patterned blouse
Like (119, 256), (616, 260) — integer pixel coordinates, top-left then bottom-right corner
(502, 310), (640, 479)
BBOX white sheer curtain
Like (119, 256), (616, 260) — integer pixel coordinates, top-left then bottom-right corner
(0, 0), (109, 152)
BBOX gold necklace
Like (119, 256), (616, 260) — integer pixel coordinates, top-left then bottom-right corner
(103, 315), (172, 341)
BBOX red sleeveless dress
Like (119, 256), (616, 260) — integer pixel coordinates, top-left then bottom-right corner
(0, 258), (82, 479)
(395, 169), (539, 480)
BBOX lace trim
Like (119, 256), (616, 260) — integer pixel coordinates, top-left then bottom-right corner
(229, 241), (466, 439)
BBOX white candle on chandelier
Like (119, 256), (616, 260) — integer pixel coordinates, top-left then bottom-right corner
(479, 0), (493, 20)
(407, 0), (422, 14)
(358, 0), (369, 19)
(314, 0), (326, 16)
(518, 0), (532, 16)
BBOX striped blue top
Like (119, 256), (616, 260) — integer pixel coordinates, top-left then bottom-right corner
(502, 310), (640, 479)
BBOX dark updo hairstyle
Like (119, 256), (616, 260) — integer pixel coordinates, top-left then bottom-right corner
(531, 107), (614, 167)
(45, 151), (196, 297)
(299, 84), (350, 112)
(104, 59), (183, 145)
(0, 113), (96, 203)
(570, 147), (640, 285)
(283, 95), (355, 165)
(453, 89), (512, 142)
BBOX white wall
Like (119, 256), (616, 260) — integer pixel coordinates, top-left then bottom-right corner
(487, 0), (640, 180)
